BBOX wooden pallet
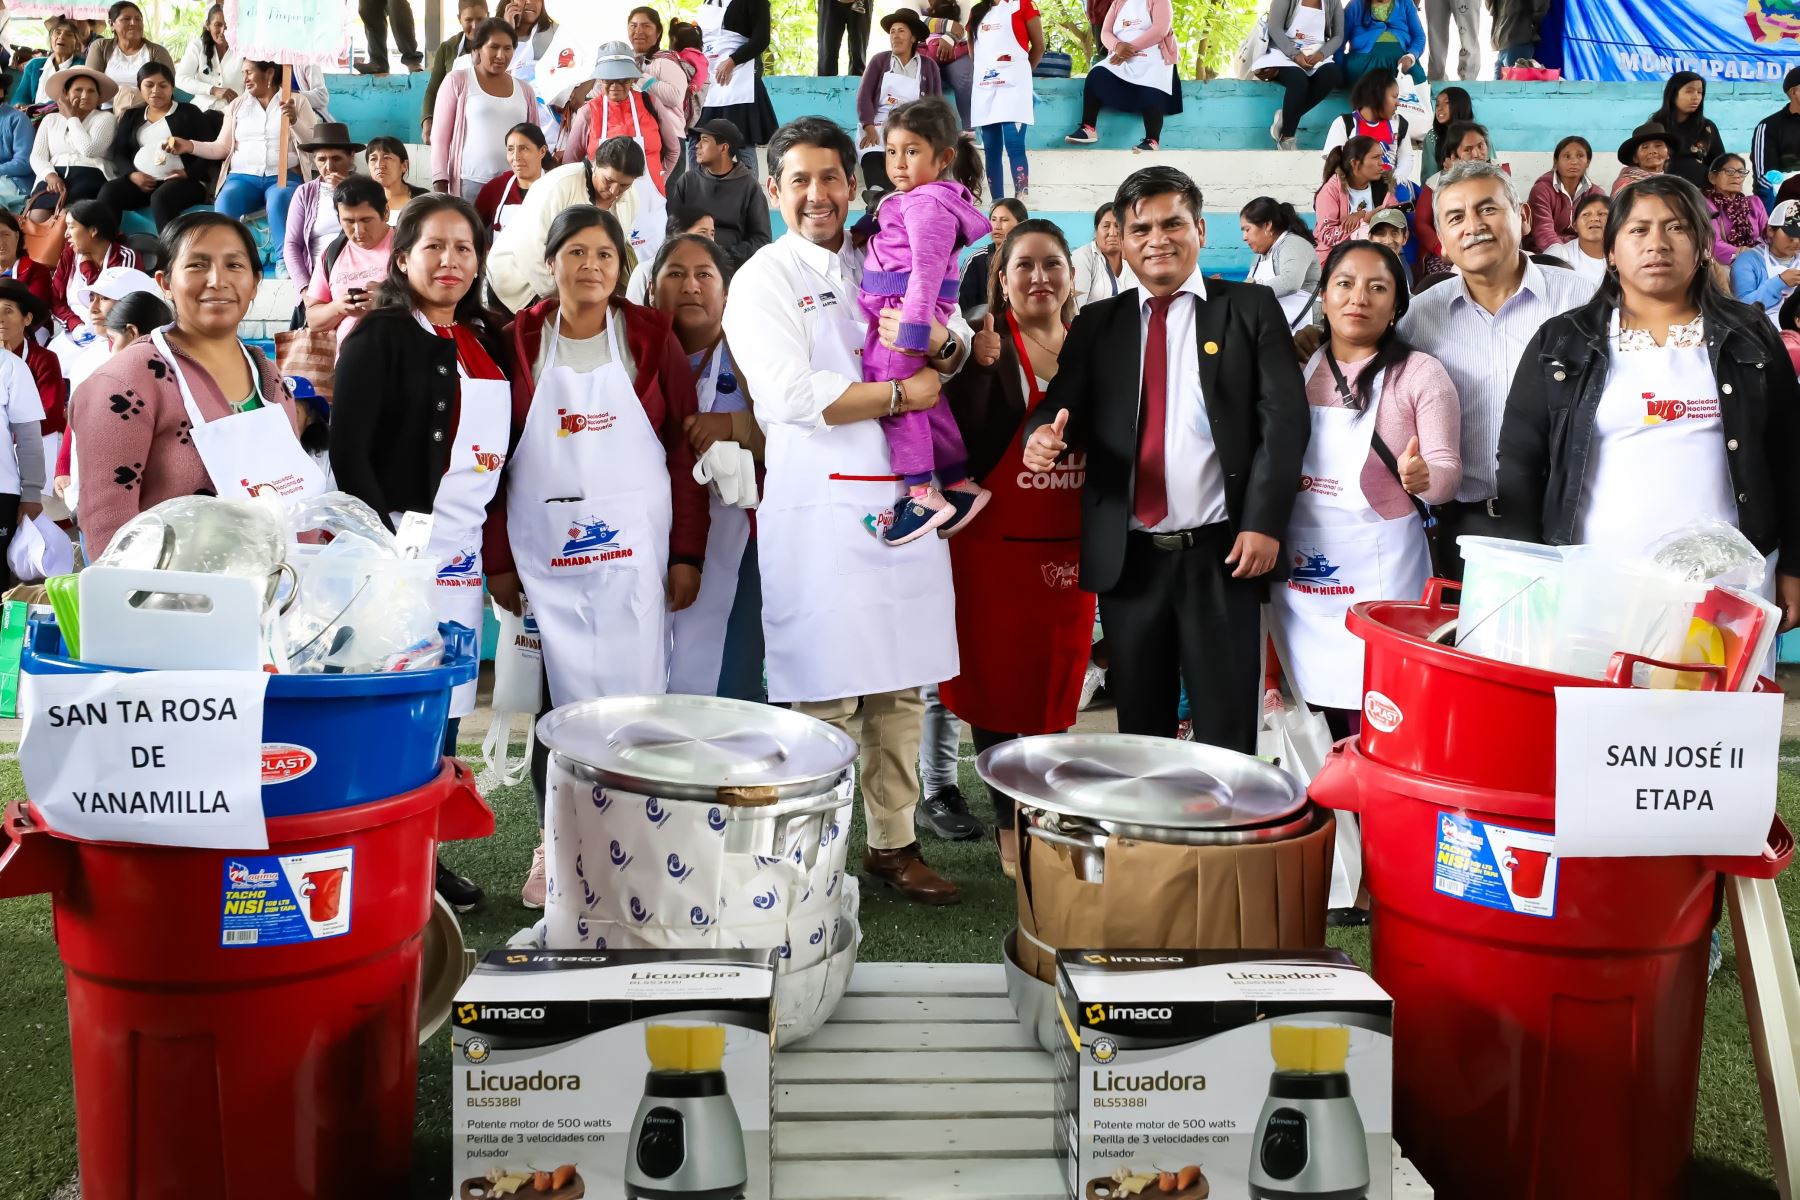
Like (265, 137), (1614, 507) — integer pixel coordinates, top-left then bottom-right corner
(774, 962), (1434, 1199)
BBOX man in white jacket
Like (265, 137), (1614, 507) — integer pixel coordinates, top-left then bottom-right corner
(485, 136), (643, 313)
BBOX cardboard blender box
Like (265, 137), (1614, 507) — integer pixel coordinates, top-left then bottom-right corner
(1057, 949), (1393, 1200)
(451, 948), (776, 1200)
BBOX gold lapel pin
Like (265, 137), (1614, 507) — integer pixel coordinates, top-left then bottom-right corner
(1203, 340), (1219, 355)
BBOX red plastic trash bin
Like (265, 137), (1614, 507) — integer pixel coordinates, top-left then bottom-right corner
(1310, 581), (1793, 1200)
(0, 758), (493, 1200)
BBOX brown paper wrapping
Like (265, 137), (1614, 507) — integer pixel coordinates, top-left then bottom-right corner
(1015, 807), (1336, 984)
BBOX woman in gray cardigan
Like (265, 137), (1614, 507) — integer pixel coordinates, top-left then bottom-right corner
(1240, 195), (1321, 327)
(1254, 0), (1345, 150)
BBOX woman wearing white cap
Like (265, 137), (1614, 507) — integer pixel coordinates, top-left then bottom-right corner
(565, 41), (672, 196)
(430, 18), (537, 202)
(51, 259), (158, 394)
(1732, 199), (1800, 322)
(28, 67), (118, 218)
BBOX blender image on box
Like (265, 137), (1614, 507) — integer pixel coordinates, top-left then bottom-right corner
(627, 1025), (748, 1200)
(1249, 1026), (1368, 1200)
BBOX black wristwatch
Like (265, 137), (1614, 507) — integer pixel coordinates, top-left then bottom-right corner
(934, 330), (961, 363)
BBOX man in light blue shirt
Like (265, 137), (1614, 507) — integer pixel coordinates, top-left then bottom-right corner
(1731, 199), (1800, 317)
(1397, 158), (1597, 578)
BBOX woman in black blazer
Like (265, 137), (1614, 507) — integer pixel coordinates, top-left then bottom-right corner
(96, 60), (218, 230)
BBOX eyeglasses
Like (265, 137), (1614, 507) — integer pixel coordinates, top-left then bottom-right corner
(1717, 167), (1750, 178)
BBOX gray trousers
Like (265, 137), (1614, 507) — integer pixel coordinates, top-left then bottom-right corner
(1425, 0), (1480, 80)
(918, 682), (962, 795)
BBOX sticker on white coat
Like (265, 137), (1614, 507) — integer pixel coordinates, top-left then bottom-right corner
(1363, 690), (1403, 733)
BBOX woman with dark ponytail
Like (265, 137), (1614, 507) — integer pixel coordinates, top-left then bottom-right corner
(1240, 195), (1320, 321)
(1269, 238), (1459, 743)
(859, 96), (994, 543)
(1314, 134), (1390, 264)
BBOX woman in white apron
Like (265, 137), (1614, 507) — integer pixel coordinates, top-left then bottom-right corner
(651, 233), (767, 701)
(1271, 239), (1457, 921)
(692, 0), (779, 178)
(856, 10), (940, 195)
(566, 43), (670, 263)
(1063, 0), (1182, 152)
(328, 194), (511, 913)
(1240, 195), (1322, 327)
(69, 213), (321, 559)
(483, 204), (711, 906)
(1499, 175), (1800, 638)
(475, 122), (552, 235)
(1270, 238), (1456, 728)
(1252, 0), (1346, 152)
(971, 0), (1042, 200)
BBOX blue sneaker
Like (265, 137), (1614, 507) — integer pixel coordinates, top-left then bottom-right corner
(884, 491), (954, 545)
(937, 484), (991, 536)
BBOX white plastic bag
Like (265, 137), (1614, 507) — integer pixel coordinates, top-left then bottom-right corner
(1257, 610), (1353, 905)
(480, 602), (543, 790)
(1395, 78), (1431, 148)
(8, 513), (73, 582)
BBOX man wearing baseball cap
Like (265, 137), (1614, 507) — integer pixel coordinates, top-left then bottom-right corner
(1732, 198), (1800, 319)
(1752, 67), (1800, 207)
(667, 117), (770, 269)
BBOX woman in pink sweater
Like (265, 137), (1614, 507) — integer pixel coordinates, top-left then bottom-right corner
(430, 18), (537, 201)
(1062, 0), (1180, 152)
(71, 212), (302, 557)
(1270, 238), (1459, 734)
(1313, 135), (1391, 265)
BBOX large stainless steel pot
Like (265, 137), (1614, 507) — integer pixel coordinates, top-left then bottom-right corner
(537, 696), (860, 1029)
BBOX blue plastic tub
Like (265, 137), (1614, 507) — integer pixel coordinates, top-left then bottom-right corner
(21, 616), (478, 817)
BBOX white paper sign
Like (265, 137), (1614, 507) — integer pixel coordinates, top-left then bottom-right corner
(19, 670), (273, 849)
(1554, 687), (1781, 859)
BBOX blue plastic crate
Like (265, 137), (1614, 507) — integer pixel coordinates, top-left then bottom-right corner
(21, 617), (477, 817)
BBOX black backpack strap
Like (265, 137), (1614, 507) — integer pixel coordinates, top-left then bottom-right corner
(322, 232), (349, 279)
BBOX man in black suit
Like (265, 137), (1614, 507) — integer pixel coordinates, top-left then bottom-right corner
(1023, 166), (1309, 751)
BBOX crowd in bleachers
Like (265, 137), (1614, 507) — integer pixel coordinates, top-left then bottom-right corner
(0, 0), (1795, 915)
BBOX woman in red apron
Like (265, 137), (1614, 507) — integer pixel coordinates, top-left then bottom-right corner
(940, 218), (1094, 872)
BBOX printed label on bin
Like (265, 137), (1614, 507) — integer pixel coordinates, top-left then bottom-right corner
(260, 743), (317, 784)
(220, 846), (353, 947)
(1433, 813), (1556, 918)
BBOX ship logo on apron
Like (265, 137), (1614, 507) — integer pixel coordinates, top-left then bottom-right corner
(1287, 548), (1354, 596)
(556, 407), (617, 435)
(1040, 561), (1080, 589)
(555, 518), (631, 564)
(437, 550), (482, 585)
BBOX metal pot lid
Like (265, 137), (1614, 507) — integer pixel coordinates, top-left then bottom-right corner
(977, 733), (1305, 830)
(537, 695), (858, 803)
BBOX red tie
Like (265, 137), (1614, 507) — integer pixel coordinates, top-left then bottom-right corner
(1133, 294), (1176, 528)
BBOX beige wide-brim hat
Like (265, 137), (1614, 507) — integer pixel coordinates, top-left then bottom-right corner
(46, 65), (119, 105)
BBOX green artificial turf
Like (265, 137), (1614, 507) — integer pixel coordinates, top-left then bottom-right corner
(1, 745), (1796, 1199)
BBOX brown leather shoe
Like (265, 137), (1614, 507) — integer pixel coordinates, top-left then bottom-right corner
(863, 843), (961, 906)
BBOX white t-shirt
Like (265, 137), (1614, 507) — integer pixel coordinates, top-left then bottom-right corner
(1546, 239), (1607, 287)
(1346, 184), (1374, 212)
(103, 44), (151, 93)
(0, 346), (46, 495)
(459, 77), (519, 189)
(534, 325), (636, 378)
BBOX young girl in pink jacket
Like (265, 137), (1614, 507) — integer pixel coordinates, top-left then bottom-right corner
(859, 97), (994, 545)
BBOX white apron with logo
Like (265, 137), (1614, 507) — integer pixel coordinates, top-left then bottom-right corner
(505, 312), (673, 708)
(493, 174), (525, 232)
(600, 96), (669, 260)
(873, 65), (923, 130)
(668, 342), (753, 696)
(1576, 313), (1738, 550)
(1248, 232), (1316, 327)
(757, 261), (958, 703)
(150, 328), (326, 503)
(413, 315), (512, 717)
(697, 0), (755, 107)
(1096, 0), (1172, 92)
(971, 0), (1036, 128)
(1250, 2), (1327, 74)
(1269, 354), (1430, 711)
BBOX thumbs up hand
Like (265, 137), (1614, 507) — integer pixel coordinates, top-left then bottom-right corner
(973, 314), (1002, 367)
(1023, 408), (1069, 472)
(1396, 435), (1430, 495)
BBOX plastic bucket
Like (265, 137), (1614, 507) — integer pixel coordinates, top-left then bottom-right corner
(0, 760), (494, 1200)
(1454, 536), (1571, 669)
(1311, 742), (1790, 1200)
(20, 615), (478, 817)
